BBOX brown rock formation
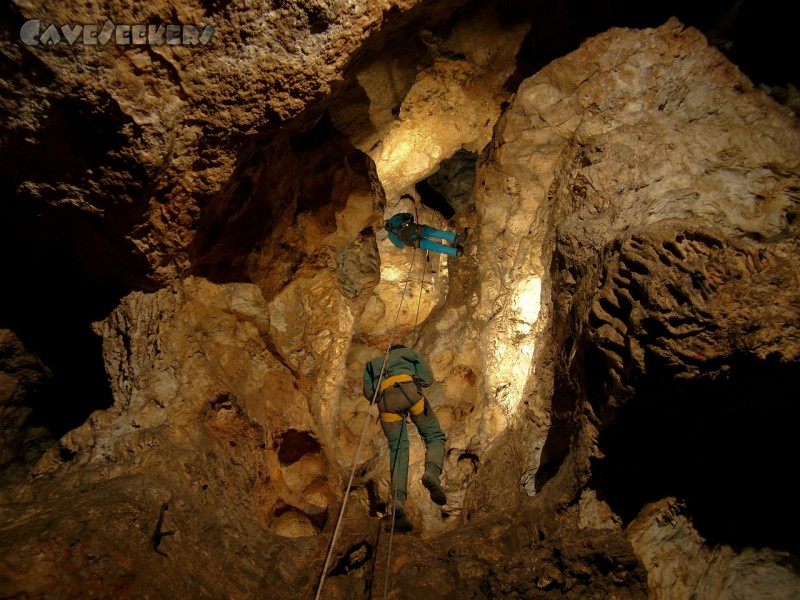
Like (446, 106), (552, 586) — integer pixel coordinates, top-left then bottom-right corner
(1, 1), (798, 599)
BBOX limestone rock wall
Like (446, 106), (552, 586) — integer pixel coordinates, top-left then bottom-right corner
(461, 17), (800, 599)
(1, 2), (800, 599)
(1, 0), (467, 288)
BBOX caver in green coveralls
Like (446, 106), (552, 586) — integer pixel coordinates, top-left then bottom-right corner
(363, 344), (447, 531)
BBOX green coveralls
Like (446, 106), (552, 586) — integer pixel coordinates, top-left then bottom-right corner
(363, 345), (446, 504)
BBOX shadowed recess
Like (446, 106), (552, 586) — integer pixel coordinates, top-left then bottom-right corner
(277, 429), (322, 466)
(595, 355), (800, 555)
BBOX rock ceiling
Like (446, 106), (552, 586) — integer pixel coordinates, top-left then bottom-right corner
(1, 0), (799, 598)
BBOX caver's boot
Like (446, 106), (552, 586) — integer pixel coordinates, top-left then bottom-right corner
(386, 500), (413, 532)
(421, 466), (447, 506)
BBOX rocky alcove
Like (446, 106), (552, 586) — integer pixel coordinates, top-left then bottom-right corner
(1, 0), (799, 598)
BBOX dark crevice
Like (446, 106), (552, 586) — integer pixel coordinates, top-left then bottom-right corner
(595, 355), (800, 554)
(536, 375), (576, 491)
(0, 237), (121, 442)
(415, 178), (454, 219)
(276, 429), (321, 466)
(329, 541), (373, 576)
(457, 452), (480, 473)
(415, 148), (478, 221)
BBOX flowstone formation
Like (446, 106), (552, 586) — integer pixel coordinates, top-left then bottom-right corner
(1, 1), (799, 599)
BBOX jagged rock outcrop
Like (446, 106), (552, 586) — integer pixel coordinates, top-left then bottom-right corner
(1, 1), (799, 599)
(0, 330), (53, 483)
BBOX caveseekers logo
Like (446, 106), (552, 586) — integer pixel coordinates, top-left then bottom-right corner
(20, 19), (214, 46)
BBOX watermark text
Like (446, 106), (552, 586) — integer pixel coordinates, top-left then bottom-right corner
(21, 19), (214, 47)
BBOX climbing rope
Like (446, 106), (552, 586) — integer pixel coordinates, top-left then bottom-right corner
(315, 246), (422, 600)
(380, 251), (430, 599)
(412, 250), (430, 346)
(382, 416), (407, 599)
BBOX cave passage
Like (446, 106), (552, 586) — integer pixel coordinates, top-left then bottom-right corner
(414, 148), (477, 221)
(596, 356), (800, 555)
(0, 233), (121, 445)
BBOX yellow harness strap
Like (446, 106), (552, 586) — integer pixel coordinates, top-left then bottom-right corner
(378, 374), (425, 422)
(379, 374), (413, 391)
(380, 399), (424, 422)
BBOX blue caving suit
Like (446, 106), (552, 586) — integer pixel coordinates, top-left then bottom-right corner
(384, 213), (461, 257)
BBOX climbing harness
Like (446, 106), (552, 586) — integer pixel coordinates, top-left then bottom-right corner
(315, 240), (431, 600)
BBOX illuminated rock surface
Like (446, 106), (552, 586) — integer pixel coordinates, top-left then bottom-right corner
(1, 1), (798, 598)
